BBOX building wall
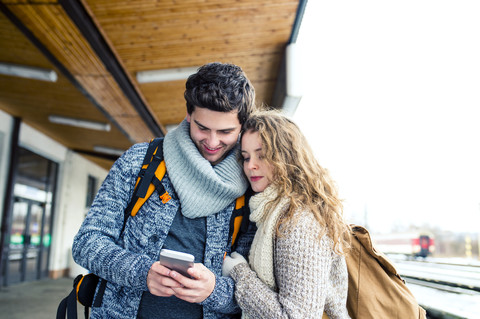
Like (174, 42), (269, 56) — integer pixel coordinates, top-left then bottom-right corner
(0, 110), (13, 227)
(0, 110), (109, 279)
(52, 150), (107, 277)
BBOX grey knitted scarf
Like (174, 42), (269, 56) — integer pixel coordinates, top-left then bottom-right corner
(163, 119), (248, 218)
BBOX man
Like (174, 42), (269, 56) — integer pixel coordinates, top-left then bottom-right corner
(72, 62), (256, 318)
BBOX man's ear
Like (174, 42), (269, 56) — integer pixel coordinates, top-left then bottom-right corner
(186, 113), (191, 123)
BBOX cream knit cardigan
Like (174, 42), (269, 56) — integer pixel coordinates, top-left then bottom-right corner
(230, 186), (351, 319)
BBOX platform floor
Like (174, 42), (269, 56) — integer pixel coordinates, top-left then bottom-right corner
(0, 278), (79, 319)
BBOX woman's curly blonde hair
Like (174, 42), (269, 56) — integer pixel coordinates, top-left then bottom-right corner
(242, 109), (351, 254)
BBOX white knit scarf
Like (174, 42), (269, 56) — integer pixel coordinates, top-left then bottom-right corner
(163, 119), (248, 218)
(248, 185), (290, 291)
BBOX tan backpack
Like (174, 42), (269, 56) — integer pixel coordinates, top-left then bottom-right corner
(345, 225), (427, 319)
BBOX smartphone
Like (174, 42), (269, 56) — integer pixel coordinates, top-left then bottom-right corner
(159, 249), (195, 277)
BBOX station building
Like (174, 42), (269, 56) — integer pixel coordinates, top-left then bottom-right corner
(0, 109), (108, 285)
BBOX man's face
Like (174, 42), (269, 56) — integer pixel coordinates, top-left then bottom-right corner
(187, 107), (242, 165)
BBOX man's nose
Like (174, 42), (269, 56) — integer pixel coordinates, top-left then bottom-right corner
(208, 132), (219, 146)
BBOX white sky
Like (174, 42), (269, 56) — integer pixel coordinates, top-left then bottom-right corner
(294, 1), (480, 233)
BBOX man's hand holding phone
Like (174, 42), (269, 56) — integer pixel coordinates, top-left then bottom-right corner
(146, 249), (194, 297)
(147, 249), (215, 303)
(168, 262), (216, 303)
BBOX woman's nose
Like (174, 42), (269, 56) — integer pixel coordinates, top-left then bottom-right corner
(247, 159), (258, 170)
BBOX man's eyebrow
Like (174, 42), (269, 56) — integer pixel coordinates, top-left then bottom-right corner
(194, 119), (237, 131)
(193, 119), (208, 129)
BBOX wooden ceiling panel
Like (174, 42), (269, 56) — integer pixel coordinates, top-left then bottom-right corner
(138, 49), (283, 126)
(85, 0), (296, 71)
(4, 2), (160, 142)
(0, 0), (303, 169)
(30, 119), (130, 153)
(83, 0), (298, 124)
(139, 80), (187, 125)
(0, 73), (132, 150)
(8, 4), (106, 76)
(0, 12), (51, 67)
(0, 7), (132, 170)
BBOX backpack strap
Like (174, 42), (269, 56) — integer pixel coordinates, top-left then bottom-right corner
(57, 274), (88, 319)
(121, 138), (168, 233)
(94, 138), (168, 310)
(134, 137), (164, 198)
(229, 188), (253, 251)
(56, 289), (77, 319)
(93, 279), (107, 307)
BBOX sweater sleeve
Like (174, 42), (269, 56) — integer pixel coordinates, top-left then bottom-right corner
(200, 275), (241, 314)
(72, 143), (153, 291)
(200, 216), (256, 315)
(230, 211), (348, 319)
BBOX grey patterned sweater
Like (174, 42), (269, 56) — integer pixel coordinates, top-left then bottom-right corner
(72, 142), (255, 319)
(230, 188), (350, 319)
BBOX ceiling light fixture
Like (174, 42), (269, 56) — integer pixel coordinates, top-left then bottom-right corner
(93, 145), (125, 156)
(136, 66), (200, 83)
(48, 115), (111, 131)
(0, 62), (58, 82)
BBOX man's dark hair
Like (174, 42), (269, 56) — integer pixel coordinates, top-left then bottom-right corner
(184, 62), (255, 125)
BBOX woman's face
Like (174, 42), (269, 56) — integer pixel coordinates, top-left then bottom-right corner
(241, 130), (274, 192)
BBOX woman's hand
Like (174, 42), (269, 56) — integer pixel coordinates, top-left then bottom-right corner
(222, 251), (247, 277)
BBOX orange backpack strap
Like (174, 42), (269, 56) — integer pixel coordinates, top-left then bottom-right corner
(230, 195), (245, 248)
(121, 138), (169, 233)
(229, 188), (253, 251)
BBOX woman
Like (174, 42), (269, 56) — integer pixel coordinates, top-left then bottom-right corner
(222, 110), (351, 319)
